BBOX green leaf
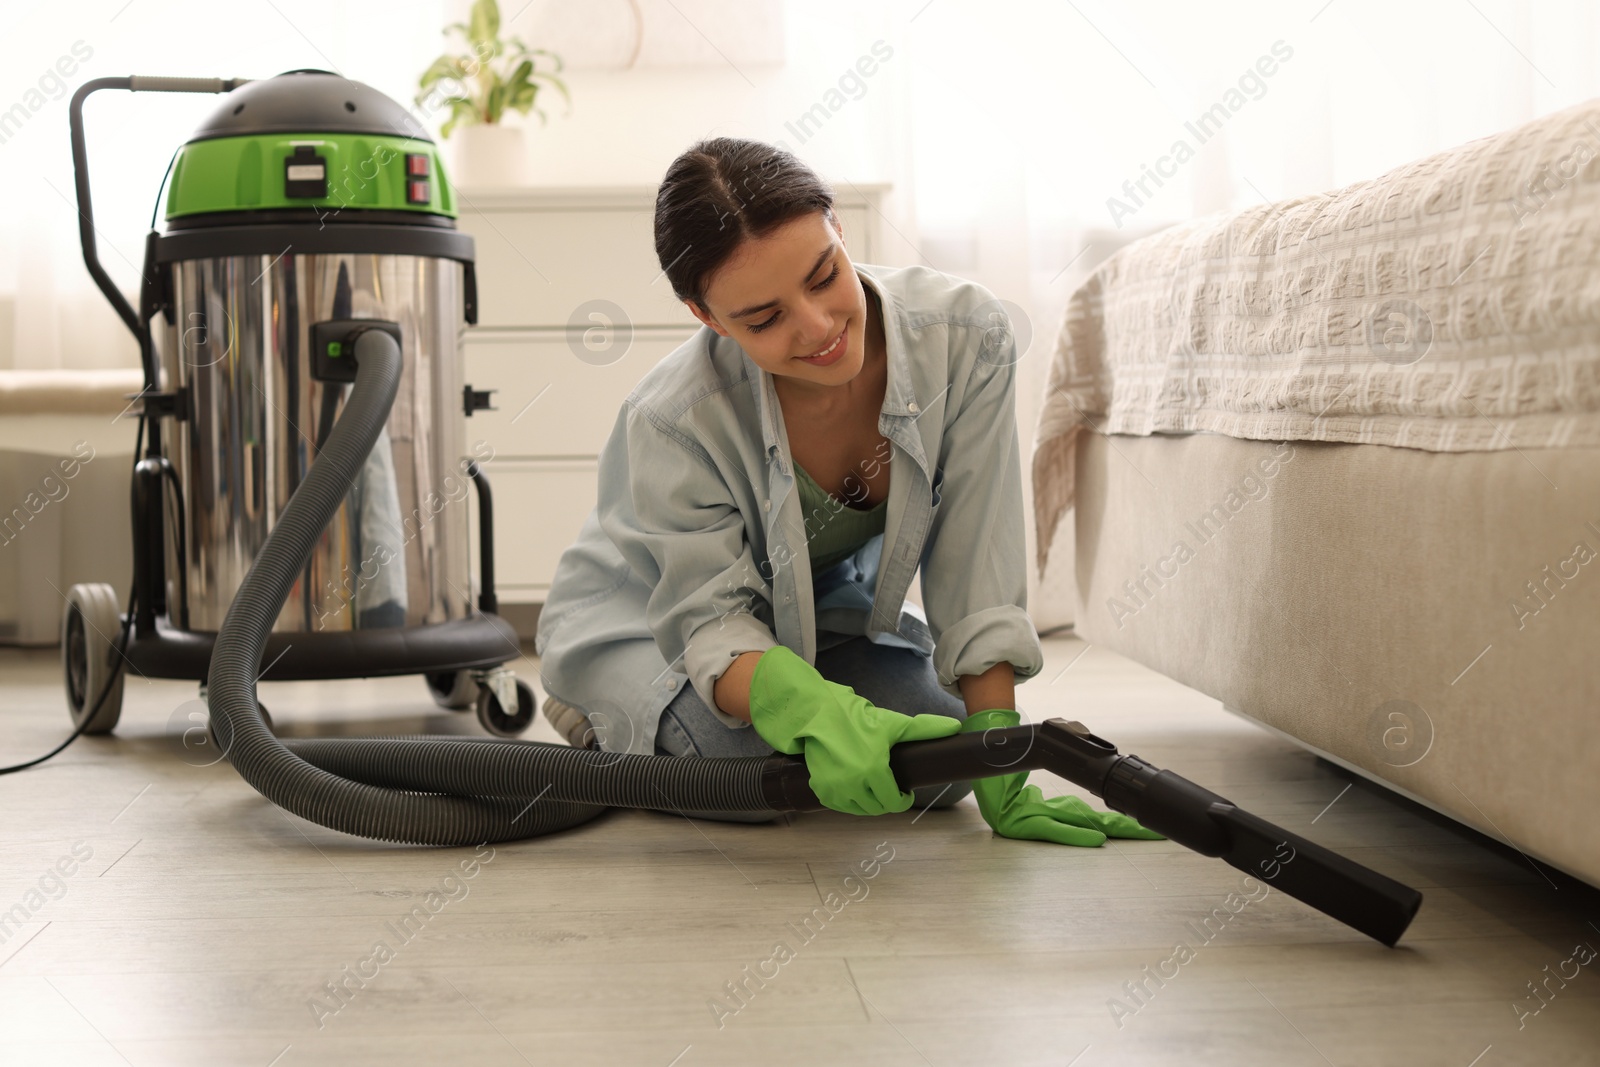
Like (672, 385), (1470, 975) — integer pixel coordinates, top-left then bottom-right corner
(451, 96), (485, 137)
(528, 47), (565, 73)
(416, 54), (466, 90)
(468, 0), (499, 48)
(535, 71), (572, 110)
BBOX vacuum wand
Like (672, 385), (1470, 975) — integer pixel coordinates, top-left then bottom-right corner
(760, 717), (1423, 947)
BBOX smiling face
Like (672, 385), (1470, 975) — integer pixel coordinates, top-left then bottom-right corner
(686, 210), (871, 399)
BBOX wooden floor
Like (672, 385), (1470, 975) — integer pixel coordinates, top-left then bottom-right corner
(1, 633), (1596, 1066)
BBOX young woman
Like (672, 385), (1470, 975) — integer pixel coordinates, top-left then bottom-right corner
(535, 138), (1160, 845)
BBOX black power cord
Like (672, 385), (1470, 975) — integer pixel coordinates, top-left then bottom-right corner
(0, 412), (146, 775)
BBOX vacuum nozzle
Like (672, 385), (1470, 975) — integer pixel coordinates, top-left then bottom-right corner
(759, 716), (1426, 946)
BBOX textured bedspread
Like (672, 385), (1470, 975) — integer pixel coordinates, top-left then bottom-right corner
(1032, 98), (1600, 573)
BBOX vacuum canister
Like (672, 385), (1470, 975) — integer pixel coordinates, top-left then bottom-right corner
(151, 69), (481, 633)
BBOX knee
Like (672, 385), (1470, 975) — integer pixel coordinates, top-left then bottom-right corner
(891, 695), (968, 724)
(908, 685), (968, 723)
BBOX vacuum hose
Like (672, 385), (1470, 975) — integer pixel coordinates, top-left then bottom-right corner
(206, 329), (785, 845)
(202, 331), (1424, 945)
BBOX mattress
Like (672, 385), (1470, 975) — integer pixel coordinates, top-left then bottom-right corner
(1035, 98), (1600, 576)
(1071, 429), (1600, 888)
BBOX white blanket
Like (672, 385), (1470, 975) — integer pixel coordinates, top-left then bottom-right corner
(1032, 97), (1600, 574)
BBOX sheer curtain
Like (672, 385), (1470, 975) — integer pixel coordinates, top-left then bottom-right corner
(3, 0), (1596, 618)
(8, 0), (1594, 369)
(889, 0), (1600, 620)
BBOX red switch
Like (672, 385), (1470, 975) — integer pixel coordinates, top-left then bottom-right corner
(407, 179), (431, 204)
(405, 153), (430, 176)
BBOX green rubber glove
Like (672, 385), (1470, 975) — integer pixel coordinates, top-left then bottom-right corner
(748, 645), (963, 816)
(959, 708), (1167, 846)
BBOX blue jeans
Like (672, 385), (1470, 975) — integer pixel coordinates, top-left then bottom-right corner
(652, 634), (975, 823)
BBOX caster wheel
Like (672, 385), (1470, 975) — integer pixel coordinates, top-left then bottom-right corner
(424, 669), (478, 711)
(476, 679), (536, 737)
(61, 583), (126, 735)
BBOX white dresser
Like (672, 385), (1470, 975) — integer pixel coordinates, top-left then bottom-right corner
(453, 184), (888, 635)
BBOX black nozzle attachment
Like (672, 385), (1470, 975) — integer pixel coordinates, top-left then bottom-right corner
(763, 716), (1424, 946)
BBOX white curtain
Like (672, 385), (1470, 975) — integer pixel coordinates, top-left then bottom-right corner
(886, 0), (1600, 615)
(6, 0), (1595, 371)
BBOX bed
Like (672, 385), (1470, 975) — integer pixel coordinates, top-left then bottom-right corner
(1032, 98), (1600, 888)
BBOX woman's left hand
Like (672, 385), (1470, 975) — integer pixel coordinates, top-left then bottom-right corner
(958, 708), (1167, 846)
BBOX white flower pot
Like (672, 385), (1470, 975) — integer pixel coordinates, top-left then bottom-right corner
(446, 124), (530, 188)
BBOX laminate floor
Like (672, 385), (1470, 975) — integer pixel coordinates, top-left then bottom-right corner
(1, 634), (1595, 1066)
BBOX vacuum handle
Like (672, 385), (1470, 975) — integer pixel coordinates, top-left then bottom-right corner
(69, 78), (143, 341)
(762, 726), (1059, 811)
(68, 75), (250, 347)
(129, 76), (251, 93)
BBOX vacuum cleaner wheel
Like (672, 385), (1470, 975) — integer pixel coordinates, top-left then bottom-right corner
(61, 583), (125, 735)
(476, 678), (536, 737)
(424, 669), (478, 711)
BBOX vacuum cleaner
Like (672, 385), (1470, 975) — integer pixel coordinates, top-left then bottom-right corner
(58, 68), (534, 742)
(25, 69), (1422, 948)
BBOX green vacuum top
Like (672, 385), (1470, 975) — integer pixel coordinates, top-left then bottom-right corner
(164, 69), (456, 221)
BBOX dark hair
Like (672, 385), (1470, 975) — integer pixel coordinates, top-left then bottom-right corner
(654, 137), (835, 311)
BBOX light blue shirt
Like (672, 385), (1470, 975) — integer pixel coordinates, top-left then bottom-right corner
(534, 262), (1043, 755)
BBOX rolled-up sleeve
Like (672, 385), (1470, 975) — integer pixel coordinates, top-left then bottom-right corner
(595, 403), (776, 727)
(920, 318), (1045, 697)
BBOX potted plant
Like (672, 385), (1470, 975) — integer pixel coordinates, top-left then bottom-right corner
(415, 0), (571, 187)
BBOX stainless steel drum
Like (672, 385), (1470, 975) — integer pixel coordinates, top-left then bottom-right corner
(158, 251), (474, 633)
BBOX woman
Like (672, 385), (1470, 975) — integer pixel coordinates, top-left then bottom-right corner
(535, 138), (1159, 845)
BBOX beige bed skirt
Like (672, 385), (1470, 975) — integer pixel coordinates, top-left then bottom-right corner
(1071, 430), (1600, 887)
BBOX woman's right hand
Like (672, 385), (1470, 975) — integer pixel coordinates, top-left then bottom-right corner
(746, 645), (962, 816)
